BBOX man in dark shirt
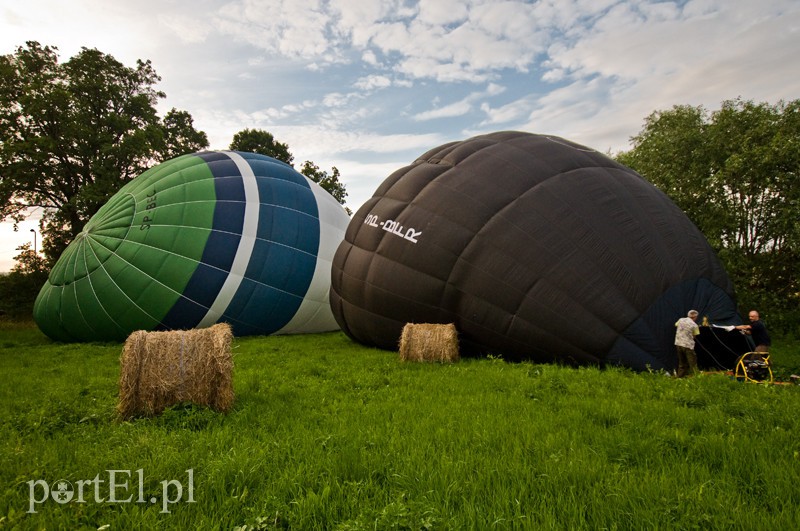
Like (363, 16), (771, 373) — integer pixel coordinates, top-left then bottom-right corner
(736, 310), (771, 352)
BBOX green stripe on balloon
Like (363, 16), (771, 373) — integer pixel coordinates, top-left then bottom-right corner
(34, 154), (218, 341)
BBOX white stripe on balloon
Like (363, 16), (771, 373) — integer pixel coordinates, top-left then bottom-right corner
(197, 151), (260, 328)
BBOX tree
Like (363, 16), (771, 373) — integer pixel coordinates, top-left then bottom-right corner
(229, 128), (350, 213)
(157, 109), (210, 161)
(0, 243), (49, 318)
(617, 98), (800, 332)
(0, 42), (209, 264)
(10, 242), (47, 276)
(229, 128), (294, 165)
(299, 161), (350, 214)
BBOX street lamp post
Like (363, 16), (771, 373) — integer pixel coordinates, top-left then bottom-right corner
(30, 228), (37, 254)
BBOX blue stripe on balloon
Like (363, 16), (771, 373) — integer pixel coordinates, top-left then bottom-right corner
(159, 152), (245, 330)
(222, 155), (321, 334)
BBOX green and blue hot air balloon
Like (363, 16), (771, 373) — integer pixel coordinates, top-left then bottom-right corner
(34, 151), (351, 342)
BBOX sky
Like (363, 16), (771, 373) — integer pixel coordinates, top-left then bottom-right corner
(1, 0), (799, 271)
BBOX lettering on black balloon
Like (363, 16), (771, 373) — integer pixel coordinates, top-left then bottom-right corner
(363, 213), (422, 244)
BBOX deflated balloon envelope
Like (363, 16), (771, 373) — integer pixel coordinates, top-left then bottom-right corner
(330, 131), (741, 370)
(35, 151), (350, 342)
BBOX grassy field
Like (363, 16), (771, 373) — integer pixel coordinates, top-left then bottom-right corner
(1, 320), (799, 530)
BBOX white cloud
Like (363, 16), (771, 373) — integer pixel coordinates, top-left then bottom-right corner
(215, 0), (345, 63)
(522, 0), (800, 151)
(395, 56), (492, 83)
(278, 126), (445, 157)
(480, 95), (538, 126)
(417, 0), (469, 26)
(157, 14), (211, 44)
(208, 1), (558, 83)
(414, 83), (506, 121)
(362, 49), (380, 66)
(322, 92), (351, 108)
(414, 100), (473, 121)
(328, 0), (400, 47)
(0, 1), (161, 65)
(353, 74), (392, 90)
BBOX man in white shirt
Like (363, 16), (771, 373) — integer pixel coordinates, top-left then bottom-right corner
(674, 310), (700, 377)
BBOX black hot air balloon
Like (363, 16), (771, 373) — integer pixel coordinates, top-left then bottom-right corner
(330, 131), (742, 371)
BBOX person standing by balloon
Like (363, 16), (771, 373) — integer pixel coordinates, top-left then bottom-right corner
(736, 310), (771, 353)
(674, 310), (700, 377)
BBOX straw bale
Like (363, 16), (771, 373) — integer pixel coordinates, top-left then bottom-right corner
(399, 323), (460, 362)
(117, 323), (234, 419)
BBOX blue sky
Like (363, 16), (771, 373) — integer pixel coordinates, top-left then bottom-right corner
(2, 0), (799, 270)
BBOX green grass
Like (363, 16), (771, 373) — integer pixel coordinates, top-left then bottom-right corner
(1, 320), (799, 530)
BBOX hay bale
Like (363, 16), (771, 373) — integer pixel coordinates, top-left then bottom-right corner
(399, 323), (459, 363)
(117, 323), (234, 419)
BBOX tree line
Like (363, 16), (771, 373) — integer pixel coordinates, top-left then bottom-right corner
(616, 98), (799, 333)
